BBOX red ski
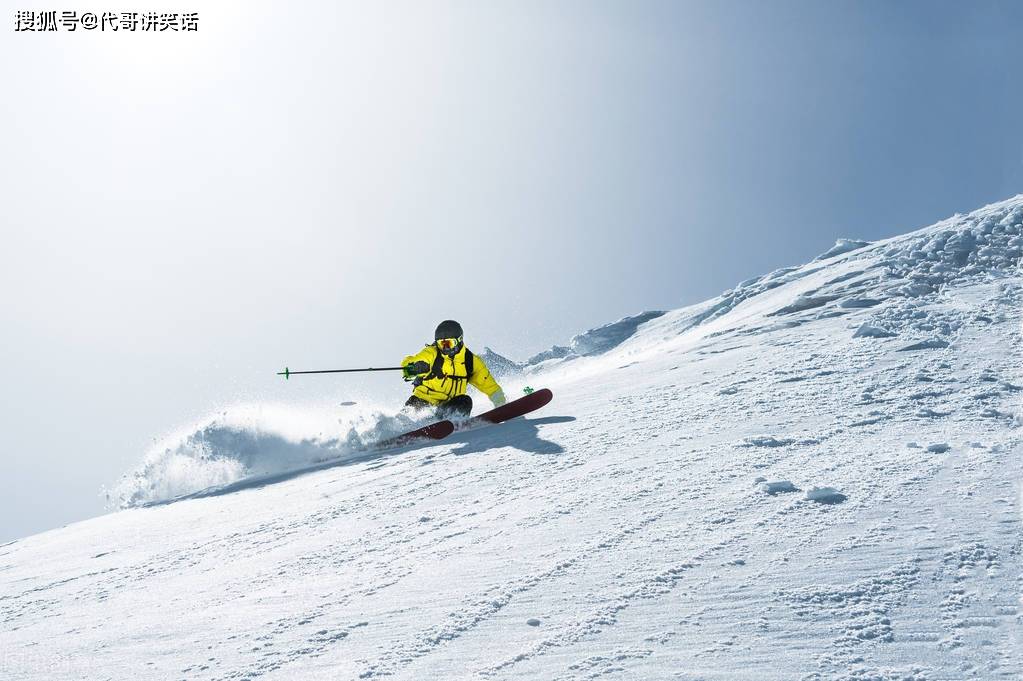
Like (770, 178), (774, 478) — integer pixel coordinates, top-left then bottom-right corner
(375, 389), (552, 448)
(460, 388), (554, 428)
(375, 419), (454, 449)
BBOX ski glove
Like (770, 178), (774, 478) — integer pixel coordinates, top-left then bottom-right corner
(403, 361), (430, 379)
(490, 389), (507, 407)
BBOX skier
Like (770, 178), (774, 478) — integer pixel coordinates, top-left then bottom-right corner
(401, 320), (506, 418)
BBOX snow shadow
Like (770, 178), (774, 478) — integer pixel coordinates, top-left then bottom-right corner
(449, 415), (574, 457)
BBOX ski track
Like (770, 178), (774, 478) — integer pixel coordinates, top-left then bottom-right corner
(1, 198), (1021, 680)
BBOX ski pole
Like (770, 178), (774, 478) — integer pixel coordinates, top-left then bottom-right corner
(277, 366), (405, 380)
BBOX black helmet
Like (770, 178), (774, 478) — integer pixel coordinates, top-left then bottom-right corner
(435, 320), (463, 340)
(434, 320), (464, 356)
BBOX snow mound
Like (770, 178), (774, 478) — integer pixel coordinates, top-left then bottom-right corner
(111, 403), (429, 508)
(478, 346), (523, 378)
(815, 238), (871, 261)
(743, 436), (795, 448)
(524, 311), (665, 366)
(525, 344), (574, 365)
(760, 480), (798, 495)
(898, 338), (950, 352)
(853, 323), (897, 339)
(805, 486), (846, 504)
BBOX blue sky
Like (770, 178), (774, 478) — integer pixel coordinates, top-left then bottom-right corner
(2, 0), (1022, 541)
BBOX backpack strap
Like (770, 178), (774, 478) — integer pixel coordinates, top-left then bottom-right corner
(464, 348), (474, 378)
(428, 347), (445, 380)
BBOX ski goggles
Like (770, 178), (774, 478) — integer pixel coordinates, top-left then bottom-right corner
(436, 337), (462, 352)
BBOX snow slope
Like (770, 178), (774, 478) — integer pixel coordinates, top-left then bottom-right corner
(1, 196), (1021, 680)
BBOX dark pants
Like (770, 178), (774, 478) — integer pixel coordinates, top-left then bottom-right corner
(405, 394), (473, 418)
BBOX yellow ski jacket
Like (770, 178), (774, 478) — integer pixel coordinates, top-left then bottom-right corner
(402, 345), (502, 405)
